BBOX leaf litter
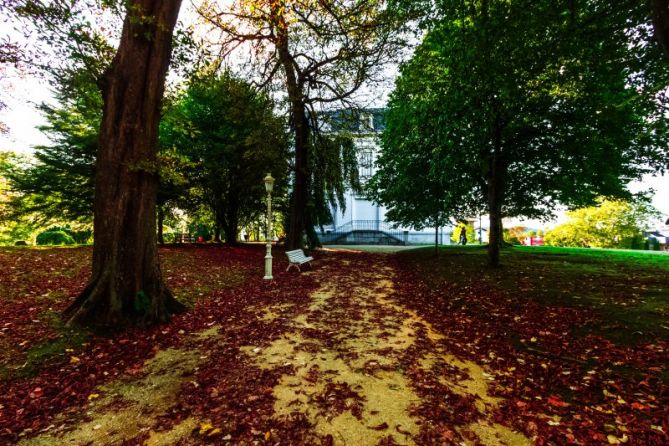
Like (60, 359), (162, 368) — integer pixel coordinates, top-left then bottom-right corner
(0, 245), (666, 445)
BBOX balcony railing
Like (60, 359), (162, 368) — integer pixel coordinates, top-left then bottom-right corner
(318, 220), (406, 245)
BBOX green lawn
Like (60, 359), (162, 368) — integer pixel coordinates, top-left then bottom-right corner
(398, 245), (669, 345)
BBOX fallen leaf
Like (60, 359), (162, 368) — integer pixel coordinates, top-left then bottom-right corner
(208, 428), (222, 437)
(199, 422), (213, 435)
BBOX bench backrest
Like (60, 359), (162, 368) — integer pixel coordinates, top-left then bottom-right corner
(286, 249), (308, 262)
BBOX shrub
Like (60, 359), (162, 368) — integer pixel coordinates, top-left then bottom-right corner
(189, 224), (213, 242)
(36, 230), (75, 246)
(41, 226), (91, 244)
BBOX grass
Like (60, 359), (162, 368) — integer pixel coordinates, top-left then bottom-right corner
(398, 245), (669, 345)
(0, 310), (89, 381)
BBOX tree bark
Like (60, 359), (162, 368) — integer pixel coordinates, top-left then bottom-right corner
(651, 0), (669, 58)
(272, 1), (309, 250)
(222, 213), (239, 246)
(157, 206), (165, 245)
(286, 96), (309, 250)
(486, 153), (506, 268)
(64, 0), (185, 329)
(434, 225), (439, 257)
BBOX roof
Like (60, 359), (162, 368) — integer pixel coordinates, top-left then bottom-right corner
(319, 108), (386, 134)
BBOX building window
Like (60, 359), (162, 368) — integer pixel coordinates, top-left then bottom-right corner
(361, 113), (374, 132)
(359, 149), (374, 180)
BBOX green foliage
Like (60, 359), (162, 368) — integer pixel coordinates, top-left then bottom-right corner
(162, 69), (289, 243)
(4, 79), (100, 224)
(504, 226), (529, 245)
(307, 131), (361, 236)
(36, 230), (75, 246)
(544, 199), (659, 249)
(450, 222), (476, 244)
(373, 0), (668, 263)
(33, 225), (90, 246)
(133, 290), (150, 315)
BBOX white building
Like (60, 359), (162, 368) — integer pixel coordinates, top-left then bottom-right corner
(317, 109), (450, 245)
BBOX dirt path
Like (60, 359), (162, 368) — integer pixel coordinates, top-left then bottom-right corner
(241, 256), (529, 446)
(17, 252), (529, 445)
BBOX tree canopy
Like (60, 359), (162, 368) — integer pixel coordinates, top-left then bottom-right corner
(162, 69), (290, 244)
(545, 198), (659, 249)
(373, 0), (669, 266)
(198, 0), (410, 249)
(3, 73), (100, 225)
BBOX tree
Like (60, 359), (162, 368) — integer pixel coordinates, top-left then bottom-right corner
(375, 0), (668, 267)
(1, 2), (202, 239)
(198, 0), (409, 249)
(163, 70), (289, 244)
(63, 0), (185, 328)
(3, 74), (100, 224)
(544, 199), (659, 249)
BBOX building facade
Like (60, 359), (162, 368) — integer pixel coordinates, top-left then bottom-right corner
(317, 109), (450, 245)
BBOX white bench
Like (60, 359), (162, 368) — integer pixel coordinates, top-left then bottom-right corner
(285, 249), (314, 272)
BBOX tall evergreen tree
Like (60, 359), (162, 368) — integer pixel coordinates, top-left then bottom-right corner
(4, 74), (100, 224)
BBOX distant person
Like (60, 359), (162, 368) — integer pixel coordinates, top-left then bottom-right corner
(459, 226), (467, 245)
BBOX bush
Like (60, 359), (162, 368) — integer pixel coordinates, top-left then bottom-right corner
(629, 235), (645, 250)
(36, 230), (75, 246)
(189, 224), (213, 242)
(14, 240), (28, 246)
(41, 226), (91, 244)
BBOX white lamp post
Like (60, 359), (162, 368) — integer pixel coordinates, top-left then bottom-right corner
(263, 173), (275, 280)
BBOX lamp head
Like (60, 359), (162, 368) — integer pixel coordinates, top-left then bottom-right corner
(264, 173), (275, 193)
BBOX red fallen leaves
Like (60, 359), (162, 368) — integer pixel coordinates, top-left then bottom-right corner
(391, 253), (669, 445)
(547, 395), (570, 408)
(28, 387), (42, 399)
(2, 246), (668, 445)
(313, 382), (366, 420)
(0, 245), (320, 444)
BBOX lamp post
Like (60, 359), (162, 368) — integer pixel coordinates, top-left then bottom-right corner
(263, 173), (275, 280)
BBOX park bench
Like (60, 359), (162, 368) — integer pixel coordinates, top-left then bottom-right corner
(285, 249), (314, 272)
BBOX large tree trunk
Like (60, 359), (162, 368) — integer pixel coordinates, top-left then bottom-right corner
(272, 1), (309, 250)
(486, 153), (505, 268)
(64, 0), (184, 329)
(285, 97), (309, 250)
(157, 206), (165, 245)
(651, 0), (669, 58)
(222, 204), (239, 246)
